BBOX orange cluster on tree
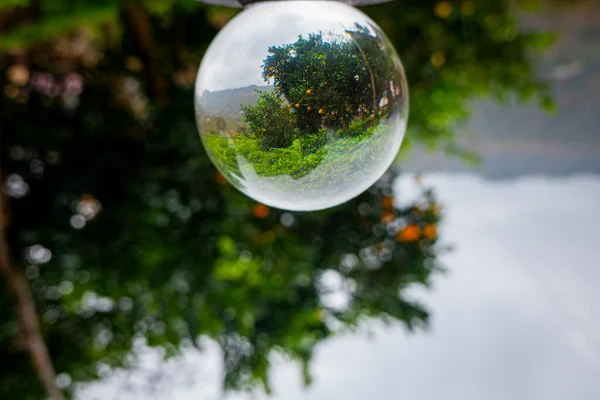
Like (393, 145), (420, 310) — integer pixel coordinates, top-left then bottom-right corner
(396, 223), (438, 242)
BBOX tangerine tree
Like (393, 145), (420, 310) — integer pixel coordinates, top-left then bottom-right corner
(262, 27), (394, 133)
(241, 90), (299, 149)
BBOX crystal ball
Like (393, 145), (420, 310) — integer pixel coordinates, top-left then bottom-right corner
(195, 1), (408, 211)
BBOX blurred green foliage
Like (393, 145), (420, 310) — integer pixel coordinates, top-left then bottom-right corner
(0, 0), (552, 399)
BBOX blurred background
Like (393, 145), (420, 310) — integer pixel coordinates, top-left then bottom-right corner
(0, 0), (598, 399)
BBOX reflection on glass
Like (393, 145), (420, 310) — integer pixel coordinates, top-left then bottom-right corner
(195, 1), (408, 211)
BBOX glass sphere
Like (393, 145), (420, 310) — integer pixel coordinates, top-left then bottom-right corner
(195, 1), (408, 211)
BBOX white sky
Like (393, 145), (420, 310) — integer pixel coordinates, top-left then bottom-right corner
(81, 173), (600, 400)
(195, 1), (377, 93)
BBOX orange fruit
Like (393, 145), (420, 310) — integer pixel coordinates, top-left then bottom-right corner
(397, 224), (419, 242)
(380, 211), (395, 224)
(434, 2), (452, 18)
(423, 224), (437, 240)
(215, 172), (227, 185)
(381, 196), (394, 211)
(252, 204), (270, 219)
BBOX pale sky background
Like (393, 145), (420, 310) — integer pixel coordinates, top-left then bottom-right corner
(195, 1), (379, 92)
(80, 173), (600, 400)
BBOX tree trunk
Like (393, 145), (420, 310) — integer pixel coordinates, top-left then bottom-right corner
(0, 173), (64, 400)
(351, 36), (379, 122)
(123, 4), (169, 107)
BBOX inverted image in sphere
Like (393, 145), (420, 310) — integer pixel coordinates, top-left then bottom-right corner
(195, 1), (408, 211)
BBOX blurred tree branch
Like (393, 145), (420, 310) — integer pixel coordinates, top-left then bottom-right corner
(122, 3), (169, 106)
(0, 172), (64, 400)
